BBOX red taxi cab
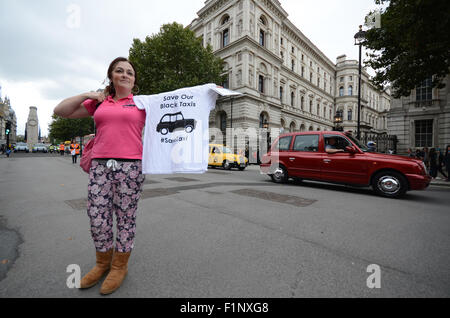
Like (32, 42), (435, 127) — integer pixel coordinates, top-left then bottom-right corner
(260, 131), (431, 198)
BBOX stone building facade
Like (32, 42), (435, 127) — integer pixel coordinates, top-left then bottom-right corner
(188, 0), (390, 152)
(335, 55), (390, 135)
(0, 96), (17, 147)
(388, 75), (450, 154)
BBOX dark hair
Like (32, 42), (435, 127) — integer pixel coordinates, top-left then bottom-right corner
(104, 57), (138, 96)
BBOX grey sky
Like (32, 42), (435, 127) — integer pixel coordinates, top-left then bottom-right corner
(0, 0), (380, 136)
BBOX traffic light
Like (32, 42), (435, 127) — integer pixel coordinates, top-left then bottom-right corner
(5, 121), (11, 135)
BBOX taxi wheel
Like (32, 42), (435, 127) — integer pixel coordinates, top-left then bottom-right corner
(185, 125), (194, 133)
(223, 160), (231, 170)
(372, 171), (408, 198)
(270, 165), (288, 183)
(238, 166), (246, 171)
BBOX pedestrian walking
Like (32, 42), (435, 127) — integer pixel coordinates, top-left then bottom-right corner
(428, 148), (438, 179)
(436, 148), (448, 180)
(444, 145), (450, 182)
(54, 57), (145, 295)
(415, 149), (423, 160)
(59, 143), (65, 156)
(422, 147), (430, 173)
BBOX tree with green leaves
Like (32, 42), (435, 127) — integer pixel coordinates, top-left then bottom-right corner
(364, 0), (450, 98)
(49, 114), (94, 144)
(129, 22), (225, 95)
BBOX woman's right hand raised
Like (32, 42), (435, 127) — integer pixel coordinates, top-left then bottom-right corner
(85, 91), (106, 103)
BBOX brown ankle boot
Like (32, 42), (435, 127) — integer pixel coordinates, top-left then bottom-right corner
(79, 249), (114, 289)
(100, 251), (131, 295)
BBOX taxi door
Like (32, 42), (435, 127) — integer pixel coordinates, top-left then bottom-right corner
(320, 134), (368, 185)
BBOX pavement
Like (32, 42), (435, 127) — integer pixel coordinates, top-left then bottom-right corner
(0, 154), (449, 298)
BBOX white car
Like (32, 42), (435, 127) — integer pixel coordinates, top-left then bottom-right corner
(32, 143), (48, 153)
(14, 142), (29, 153)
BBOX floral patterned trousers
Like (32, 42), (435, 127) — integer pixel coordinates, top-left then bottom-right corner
(87, 159), (145, 253)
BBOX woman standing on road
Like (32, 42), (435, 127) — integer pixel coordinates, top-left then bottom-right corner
(54, 57), (146, 295)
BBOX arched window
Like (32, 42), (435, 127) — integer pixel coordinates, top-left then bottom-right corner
(259, 15), (267, 25)
(290, 122), (296, 132)
(339, 87), (344, 97)
(221, 15), (230, 25)
(259, 113), (269, 128)
(348, 85), (353, 96)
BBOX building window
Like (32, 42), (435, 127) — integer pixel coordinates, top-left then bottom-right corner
(416, 77), (432, 102)
(301, 66), (304, 77)
(317, 104), (320, 116)
(291, 59), (295, 71)
(220, 113), (227, 132)
(348, 85), (353, 96)
(258, 75), (264, 93)
(349, 76), (353, 81)
(339, 87), (344, 97)
(310, 72), (313, 82)
(259, 29), (265, 47)
(222, 74), (229, 89)
(301, 96), (304, 110)
(259, 16), (267, 25)
(415, 119), (433, 147)
(292, 47), (295, 54)
(348, 109), (353, 121)
(221, 15), (230, 25)
(222, 28), (229, 47)
(280, 37), (283, 45)
(301, 54), (304, 61)
(291, 92), (295, 107)
(309, 100), (312, 113)
(280, 86), (283, 102)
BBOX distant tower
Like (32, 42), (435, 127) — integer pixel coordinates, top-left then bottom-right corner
(26, 106), (39, 148)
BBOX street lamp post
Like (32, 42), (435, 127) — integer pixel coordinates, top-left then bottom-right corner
(333, 112), (343, 131)
(354, 25), (366, 140)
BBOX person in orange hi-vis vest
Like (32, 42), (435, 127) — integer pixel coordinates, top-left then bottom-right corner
(59, 143), (65, 156)
(70, 140), (80, 164)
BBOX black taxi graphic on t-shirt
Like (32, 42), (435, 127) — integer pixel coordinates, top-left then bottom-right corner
(156, 112), (196, 135)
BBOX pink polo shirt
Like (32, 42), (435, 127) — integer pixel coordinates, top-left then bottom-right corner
(83, 94), (145, 160)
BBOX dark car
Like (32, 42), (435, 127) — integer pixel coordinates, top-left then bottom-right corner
(156, 112), (196, 135)
(260, 131), (431, 198)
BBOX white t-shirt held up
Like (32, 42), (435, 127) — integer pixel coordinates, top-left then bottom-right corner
(133, 84), (219, 174)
